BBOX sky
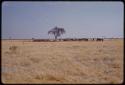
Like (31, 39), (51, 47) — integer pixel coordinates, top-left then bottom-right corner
(2, 1), (124, 39)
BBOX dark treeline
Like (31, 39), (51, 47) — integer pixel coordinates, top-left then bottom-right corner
(2, 38), (122, 42)
(32, 38), (116, 42)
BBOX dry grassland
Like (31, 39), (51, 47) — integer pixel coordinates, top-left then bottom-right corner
(1, 39), (123, 84)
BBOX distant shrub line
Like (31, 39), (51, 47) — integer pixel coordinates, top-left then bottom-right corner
(32, 38), (104, 42)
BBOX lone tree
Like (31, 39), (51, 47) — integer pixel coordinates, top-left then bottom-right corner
(48, 26), (66, 40)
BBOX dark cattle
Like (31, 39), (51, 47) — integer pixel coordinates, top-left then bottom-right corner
(63, 38), (75, 41)
(85, 38), (88, 41)
(63, 39), (69, 41)
(96, 38), (103, 41)
(82, 38), (88, 41)
(33, 39), (49, 42)
(78, 39), (83, 41)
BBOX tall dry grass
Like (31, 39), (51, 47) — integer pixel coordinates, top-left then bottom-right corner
(1, 39), (123, 84)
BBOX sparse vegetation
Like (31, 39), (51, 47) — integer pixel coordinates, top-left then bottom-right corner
(9, 46), (18, 53)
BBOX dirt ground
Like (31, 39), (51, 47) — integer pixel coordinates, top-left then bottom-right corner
(1, 39), (124, 84)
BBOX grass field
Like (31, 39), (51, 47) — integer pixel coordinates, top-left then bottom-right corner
(1, 39), (123, 84)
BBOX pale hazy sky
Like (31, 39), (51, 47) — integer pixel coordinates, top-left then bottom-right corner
(2, 1), (123, 39)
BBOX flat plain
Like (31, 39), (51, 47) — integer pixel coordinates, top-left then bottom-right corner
(1, 39), (123, 84)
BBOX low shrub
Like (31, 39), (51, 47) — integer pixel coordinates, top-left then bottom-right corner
(9, 46), (18, 53)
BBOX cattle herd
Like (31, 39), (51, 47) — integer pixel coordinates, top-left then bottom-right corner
(32, 38), (104, 42)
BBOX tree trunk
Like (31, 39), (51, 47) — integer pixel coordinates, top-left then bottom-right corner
(55, 35), (58, 41)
